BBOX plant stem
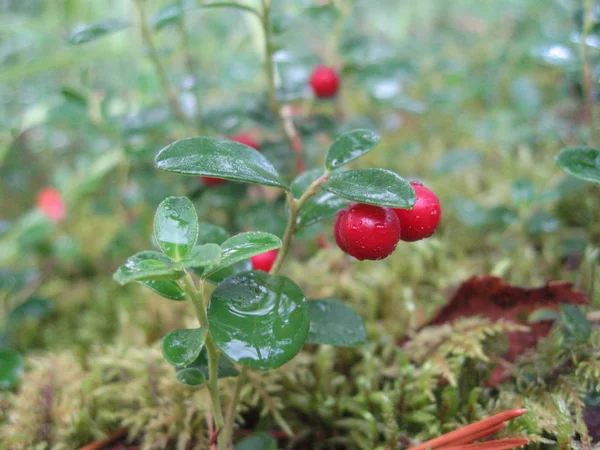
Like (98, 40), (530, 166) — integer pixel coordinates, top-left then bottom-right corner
(581, 0), (597, 145)
(133, 0), (189, 125)
(269, 172), (329, 275)
(181, 272), (226, 450)
(223, 366), (248, 447)
(260, 0), (307, 174)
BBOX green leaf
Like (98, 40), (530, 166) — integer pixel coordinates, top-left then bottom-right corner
(208, 271), (309, 370)
(67, 19), (129, 45)
(162, 328), (206, 367)
(0, 349), (24, 390)
(154, 197), (199, 261)
(202, 232), (282, 279)
(560, 304), (591, 343)
(113, 251), (184, 285)
(176, 368), (206, 386)
(155, 137), (289, 190)
(321, 169), (416, 208)
(235, 433), (277, 450)
(141, 280), (186, 301)
(197, 223), (230, 245)
(298, 192), (350, 227)
(306, 299), (367, 346)
(180, 244), (222, 268)
(325, 129), (380, 170)
(200, 259), (252, 284)
(291, 168), (323, 197)
(175, 348), (238, 386)
(556, 147), (600, 185)
(152, 0), (194, 30)
(7, 298), (53, 327)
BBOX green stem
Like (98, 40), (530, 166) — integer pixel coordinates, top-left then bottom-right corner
(269, 173), (329, 275)
(581, 0), (598, 145)
(181, 272), (226, 450)
(223, 366), (248, 447)
(133, 0), (188, 125)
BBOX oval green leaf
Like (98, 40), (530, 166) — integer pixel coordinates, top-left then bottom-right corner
(298, 192), (350, 227)
(198, 259), (253, 285)
(176, 348), (239, 382)
(155, 137), (289, 190)
(113, 251), (184, 285)
(180, 244), (222, 268)
(162, 328), (206, 367)
(556, 147), (600, 185)
(0, 349), (24, 390)
(154, 197), (199, 261)
(141, 280), (186, 301)
(321, 169), (416, 208)
(306, 299), (367, 346)
(325, 129), (380, 170)
(202, 232), (282, 279)
(197, 223), (230, 245)
(175, 368), (206, 386)
(235, 433), (277, 450)
(208, 271), (309, 370)
(67, 19), (129, 45)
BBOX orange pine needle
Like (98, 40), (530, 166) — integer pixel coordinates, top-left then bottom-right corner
(440, 423), (505, 447)
(408, 409), (527, 450)
(441, 438), (529, 450)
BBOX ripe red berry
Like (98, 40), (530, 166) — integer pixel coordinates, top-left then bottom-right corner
(250, 249), (279, 272)
(310, 65), (340, 98)
(201, 132), (260, 186)
(393, 182), (441, 242)
(334, 203), (401, 261)
(37, 188), (66, 222)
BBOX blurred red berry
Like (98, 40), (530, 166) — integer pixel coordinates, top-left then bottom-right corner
(251, 249), (279, 272)
(310, 65), (340, 98)
(334, 203), (401, 261)
(37, 188), (66, 222)
(201, 177), (227, 186)
(393, 182), (441, 242)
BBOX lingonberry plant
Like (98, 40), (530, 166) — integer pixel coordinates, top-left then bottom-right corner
(113, 128), (417, 449)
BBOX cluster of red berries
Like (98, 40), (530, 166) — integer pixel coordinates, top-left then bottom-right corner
(334, 182), (441, 261)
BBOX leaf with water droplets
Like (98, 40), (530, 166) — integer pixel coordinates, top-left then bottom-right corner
(175, 368), (206, 386)
(154, 197), (199, 261)
(179, 243), (222, 268)
(306, 299), (367, 346)
(556, 147), (600, 185)
(113, 251), (184, 285)
(155, 137), (289, 190)
(162, 327), (206, 367)
(202, 232), (281, 279)
(321, 169), (416, 208)
(174, 347), (238, 386)
(141, 280), (186, 301)
(208, 271), (309, 370)
(325, 129), (380, 170)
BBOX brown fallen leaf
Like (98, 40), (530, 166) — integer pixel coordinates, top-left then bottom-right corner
(427, 276), (588, 385)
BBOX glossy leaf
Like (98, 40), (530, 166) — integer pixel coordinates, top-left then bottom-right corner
(176, 368), (206, 386)
(155, 137), (289, 190)
(0, 349), (23, 389)
(200, 259), (253, 285)
(202, 232), (282, 279)
(325, 129), (380, 170)
(321, 169), (416, 208)
(141, 280), (186, 301)
(113, 251), (184, 285)
(7, 298), (53, 327)
(556, 147), (600, 185)
(306, 299), (367, 346)
(152, 1), (194, 30)
(180, 244), (222, 268)
(196, 223), (230, 245)
(162, 328), (206, 367)
(154, 197), (199, 261)
(175, 348), (238, 385)
(560, 304), (591, 343)
(208, 271), (309, 370)
(235, 433), (277, 450)
(67, 20), (129, 45)
(291, 168), (323, 198)
(298, 192), (350, 227)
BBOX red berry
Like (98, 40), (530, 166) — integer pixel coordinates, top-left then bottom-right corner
(334, 203), (401, 261)
(200, 132), (260, 186)
(250, 249), (279, 272)
(37, 188), (66, 222)
(393, 182), (441, 242)
(310, 65), (340, 98)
